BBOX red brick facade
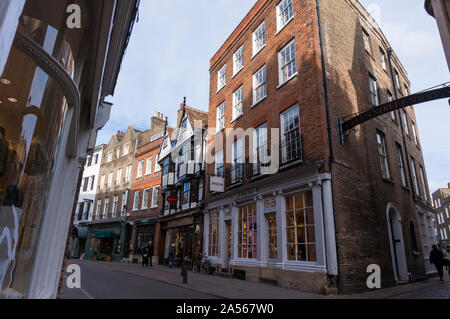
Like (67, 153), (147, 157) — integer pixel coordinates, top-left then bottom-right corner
(205, 0), (435, 294)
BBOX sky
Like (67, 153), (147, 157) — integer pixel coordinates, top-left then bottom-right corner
(99, 0), (449, 192)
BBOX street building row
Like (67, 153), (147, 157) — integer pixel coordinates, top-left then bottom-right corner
(70, 0), (441, 295)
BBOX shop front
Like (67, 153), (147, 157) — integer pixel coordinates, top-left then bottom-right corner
(129, 218), (158, 263)
(69, 226), (88, 259)
(85, 221), (130, 262)
(159, 211), (203, 267)
(203, 168), (339, 294)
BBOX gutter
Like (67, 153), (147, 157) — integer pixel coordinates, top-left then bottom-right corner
(315, 0), (339, 279)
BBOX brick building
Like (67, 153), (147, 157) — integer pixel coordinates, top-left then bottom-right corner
(128, 112), (167, 264)
(432, 183), (450, 245)
(203, 0), (436, 294)
(158, 104), (208, 266)
(86, 126), (141, 262)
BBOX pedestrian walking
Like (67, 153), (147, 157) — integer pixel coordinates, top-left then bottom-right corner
(141, 245), (149, 267)
(148, 241), (154, 267)
(430, 244), (445, 281)
(168, 243), (176, 269)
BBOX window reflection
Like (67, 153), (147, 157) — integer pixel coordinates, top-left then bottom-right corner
(0, 43), (68, 298)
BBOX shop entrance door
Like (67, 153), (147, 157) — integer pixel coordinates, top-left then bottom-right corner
(223, 220), (232, 272)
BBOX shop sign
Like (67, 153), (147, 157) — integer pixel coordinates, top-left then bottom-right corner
(210, 176), (225, 193)
(167, 195), (178, 203)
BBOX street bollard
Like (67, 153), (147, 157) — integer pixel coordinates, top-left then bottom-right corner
(181, 259), (188, 284)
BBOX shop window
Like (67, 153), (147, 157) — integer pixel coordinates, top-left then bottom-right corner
(238, 203), (257, 259)
(0, 5), (74, 296)
(208, 211), (219, 257)
(285, 190), (316, 262)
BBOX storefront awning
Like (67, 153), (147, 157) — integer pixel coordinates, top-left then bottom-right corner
(95, 230), (119, 238)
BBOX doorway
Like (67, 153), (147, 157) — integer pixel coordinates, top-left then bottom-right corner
(223, 220), (232, 271)
(387, 205), (409, 282)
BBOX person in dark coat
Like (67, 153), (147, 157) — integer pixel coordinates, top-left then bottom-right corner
(141, 245), (149, 267)
(430, 244), (445, 281)
(168, 243), (176, 269)
(148, 241), (154, 267)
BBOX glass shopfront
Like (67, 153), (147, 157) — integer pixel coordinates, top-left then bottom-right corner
(0, 0), (86, 298)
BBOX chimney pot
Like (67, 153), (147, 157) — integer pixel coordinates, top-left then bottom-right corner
(180, 103), (184, 110)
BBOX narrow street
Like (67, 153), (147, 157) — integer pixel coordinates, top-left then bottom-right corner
(60, 260), (450, 299)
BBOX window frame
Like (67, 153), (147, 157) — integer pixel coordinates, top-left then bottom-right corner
(233, 45), (244, 76)
(252, 21), (266, 56)
(285, 190), (317, 262)
(217, 64), (226, 92)
(151, 186), (160, 208)
(369, 74), (379, 106)
(395, 143), (407, 187)
(232, 85), (243, 121)
(276, 0), (294, 33)
(253, 65), (267, 105)
(133, 190), (140, 211)
(216, 102), (225, 132)
(376, 132), (390, 179)
(145, 156), (153, 175)
(278, 39), (297, 86)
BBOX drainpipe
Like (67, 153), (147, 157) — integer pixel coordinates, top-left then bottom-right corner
(315, 0), (339, 283)
(387, 47), (416, 201)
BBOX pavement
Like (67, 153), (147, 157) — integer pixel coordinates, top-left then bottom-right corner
(60, 259), (450, 299)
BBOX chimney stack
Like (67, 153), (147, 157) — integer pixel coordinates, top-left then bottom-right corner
(151, 111), (166, 131)
(448, 182), (450, 189)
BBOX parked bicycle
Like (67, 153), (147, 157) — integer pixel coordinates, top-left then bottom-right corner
(193, 254), (212, 274)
